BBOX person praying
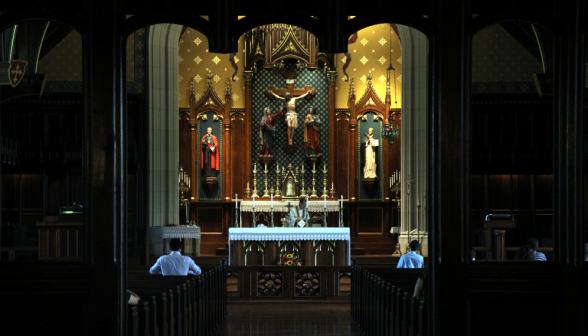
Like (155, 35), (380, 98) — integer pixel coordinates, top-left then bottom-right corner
(397, 240), (424, 268)
(149, 239), (202, 276)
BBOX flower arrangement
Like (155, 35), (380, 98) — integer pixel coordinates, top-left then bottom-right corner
(281, 254), (302, 266)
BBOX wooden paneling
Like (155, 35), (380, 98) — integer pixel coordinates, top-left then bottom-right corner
(196, 206), (224, 234)
(356, 207), (383, 234)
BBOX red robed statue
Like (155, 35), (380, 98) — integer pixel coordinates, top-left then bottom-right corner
(303, 106), (321, 156)
(201, 127), (219, 177)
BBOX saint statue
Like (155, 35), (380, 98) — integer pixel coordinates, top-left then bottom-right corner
(201, 127), (219, 177)
(303, 106), (321, 157)
(259, 106), (284, 156)
(268, 89), (313, 145)
(363, 128), (378, 178)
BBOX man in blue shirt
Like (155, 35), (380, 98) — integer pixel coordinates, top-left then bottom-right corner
(397, 240), (424, 268)
(149, 238), (202, 275)
(527, 238), (547, 261)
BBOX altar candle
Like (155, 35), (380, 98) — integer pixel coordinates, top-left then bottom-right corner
(324, 163), (326, 171)
(332, 182), (334, 190)
(313, 163), (315, 171)
(254, 163), (256, 171)
(277, 163), (279, 171)
(253, 194), (255, 207)
(271, 194), (273, 208)
(235, 194), (238, 208)
(265, 164), (267, 171)
(341, 195), (343, 208)
(247, 182), (249, 189)
(390, 176), (392, 188)
(324, 194), (326, 208)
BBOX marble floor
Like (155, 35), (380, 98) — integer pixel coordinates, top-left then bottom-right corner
(214, 302), (362, 336)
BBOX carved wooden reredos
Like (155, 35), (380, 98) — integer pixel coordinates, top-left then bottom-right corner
(353, 73), (387, 121)
(244, 24), (335, 71)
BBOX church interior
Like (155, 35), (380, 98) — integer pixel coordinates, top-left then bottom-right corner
(0, 1), (587, 335)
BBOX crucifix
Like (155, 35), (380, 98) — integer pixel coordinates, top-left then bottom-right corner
(265, 68), (316, 152)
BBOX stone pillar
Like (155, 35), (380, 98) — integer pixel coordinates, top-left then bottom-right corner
(147, 24), (182, 252)
(397, 25), (429, 256)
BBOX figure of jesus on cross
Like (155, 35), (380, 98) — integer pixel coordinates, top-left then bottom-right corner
(265, 69), (316, 147)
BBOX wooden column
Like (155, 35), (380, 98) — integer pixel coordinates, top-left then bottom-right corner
(348, 80), (357, 201)
(223, 82), (232, 201)
(243, 71), (253, 195)
(189, 91), (198, 201)
(327, 71), (337, 195)
(85, 0), (126, 333)
(383, 81), (391, 201)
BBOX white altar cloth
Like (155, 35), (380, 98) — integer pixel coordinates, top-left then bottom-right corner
(240, 200), (340, 213)
(228, 227), (351, 265)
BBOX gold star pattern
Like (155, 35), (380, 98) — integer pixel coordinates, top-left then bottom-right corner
(397, 74), (402, 83)
(360, 38), (368, 46)
(212, 56), (221, 64)
(341, 56), (347, 63)
(360, 56), (368, 65)
(397, 56), (402, 64)
(232, 93), (239, 101)
(234, 56), (239, 63)
(378, 56), (387, 65)
(195, 74), (202, 83)
(379, 37), (387, 46)
(194, 37), (202, 45)
(360, 75), (367, 83)
(178, 55), (184, 64)
(194, 56), (202, 64)
(213, 74), (221, 83)
(379, 74), (386, 83)
(233, 75), (239, 82)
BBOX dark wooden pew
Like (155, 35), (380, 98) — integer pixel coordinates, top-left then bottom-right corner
(351, 261), (428, 336)
(127, 260), (227, 336)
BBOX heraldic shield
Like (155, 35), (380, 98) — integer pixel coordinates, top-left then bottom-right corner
(8, 60), (27, 87)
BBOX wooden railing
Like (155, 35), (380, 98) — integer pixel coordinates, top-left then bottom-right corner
(351, 261), (427, 336)
(127, 260), (227, 336)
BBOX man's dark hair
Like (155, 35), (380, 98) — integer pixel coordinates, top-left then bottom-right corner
(410, 240), (420, 251)
(515, 245), (535, 260)
(299, 197), (307, 204)
(169, 238), (182, 252)
(526, 238), (539, 250)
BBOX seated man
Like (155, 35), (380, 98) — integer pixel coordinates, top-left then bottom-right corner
(149, 238), (202, 276)
(514, 245), (535, 260)
(527, 238), (546, 261)
(397, 240), (424, 268)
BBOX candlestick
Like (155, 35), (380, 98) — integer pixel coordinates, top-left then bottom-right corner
(341, 195), (343, 208)
(339, 195), (344, 227)
(235, 194), (238, 208)
(275, 164), (282, 197)
(310, 164), (318, 197)
(253, 165), (258, 197)
(332, 182), (334, 190)
(323, 194), (327, 208)
(263, 164), (270, 197)
(300, 165), (306, 197)
(253, 193), (255, 207)
(271, 194), (273, 208)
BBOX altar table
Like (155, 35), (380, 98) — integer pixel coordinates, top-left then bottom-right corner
(240, 200), (340, 213)
(148, 226), (201, 256)
(228, 227), (351, 266)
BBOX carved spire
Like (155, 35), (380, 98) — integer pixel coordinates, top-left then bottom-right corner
(207, 70), (213, 86)
(367, 71), (373, 87)
(225, 78), (231, 96)
(350, 78), (356, 100)
(190, 77), (194, 97)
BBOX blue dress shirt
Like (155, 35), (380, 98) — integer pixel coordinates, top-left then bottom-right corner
(533, 251), (547, 261)
(149, 251), (202, 276)
(397, 251), (424, 268)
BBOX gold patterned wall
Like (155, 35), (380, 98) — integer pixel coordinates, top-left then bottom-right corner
(472, 24), (542, 82)
(335, 24), (403, 109)
(178, 28), (245, 108)
(37, 30), (135, 82)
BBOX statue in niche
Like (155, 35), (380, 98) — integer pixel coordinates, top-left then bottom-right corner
(303, 106), (321, 157)
(267, 90), (313, 146)
(259, 106), (284, 156)
(363, 128), (378, 178)
(201, 127), (219, 177)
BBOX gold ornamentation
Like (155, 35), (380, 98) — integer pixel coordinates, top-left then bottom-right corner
(213, 74), (221, 83)
(243, 71), (254, 85)
(212, 56), (221, 64)
(232, 93), (240, 101)
(379, 74), (386, 83)
(194, 37), (202, 46)
(327, 71), (337, 85)
(178, 55), (184, 64)
(284, 41), (297, 53)
(360, 56), (368, 65)
(225, 78), (231, 96)
(379, 37), (387, 46)
(194, 56), (202, 64)
(378, 56), (387, 65)
(365, 98), (376, 107)
(195, 74), (202, 83)
(360, 38), (369, 46)
(360, 75), (367, 83)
